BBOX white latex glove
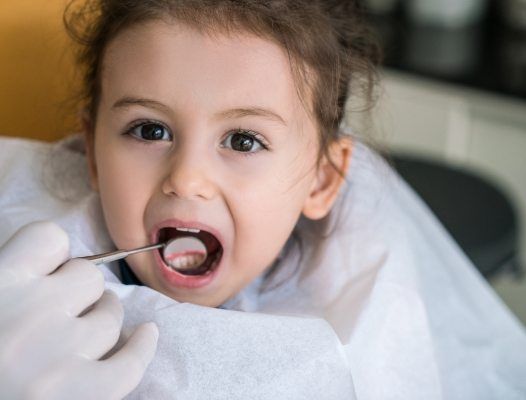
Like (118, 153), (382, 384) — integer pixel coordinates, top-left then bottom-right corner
(0, 221), (159, 400)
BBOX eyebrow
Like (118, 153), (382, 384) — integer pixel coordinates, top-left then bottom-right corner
(112, 97), (286, 125)
(112, 97), (172, 114)
(215, 108), (287, 126)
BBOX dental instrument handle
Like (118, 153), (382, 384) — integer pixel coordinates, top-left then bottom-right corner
(80, 243), (165, 265)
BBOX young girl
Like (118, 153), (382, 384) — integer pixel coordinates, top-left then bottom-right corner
(1, 0), (525, 399)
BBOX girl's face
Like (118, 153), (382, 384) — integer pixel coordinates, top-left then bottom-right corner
(88, 21), (349, 307)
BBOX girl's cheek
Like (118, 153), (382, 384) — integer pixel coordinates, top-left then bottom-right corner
(98, 152), (148, 205)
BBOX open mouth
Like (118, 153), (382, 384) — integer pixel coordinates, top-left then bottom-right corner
(157, 227), (223, 276)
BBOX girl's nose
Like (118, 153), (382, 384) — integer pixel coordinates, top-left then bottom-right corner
(161, 154), (217, 200)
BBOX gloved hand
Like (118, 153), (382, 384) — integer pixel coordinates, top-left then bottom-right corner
(0, 221), (158, 400)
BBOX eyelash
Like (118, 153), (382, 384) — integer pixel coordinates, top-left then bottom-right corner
(123, 120), (270, 154)
(224, 128), (270, 156)
(124, 119), (172, 143)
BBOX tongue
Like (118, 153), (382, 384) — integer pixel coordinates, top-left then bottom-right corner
(163, 236), (208, 272)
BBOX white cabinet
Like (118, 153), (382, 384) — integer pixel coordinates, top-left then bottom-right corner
(367, 77), (451, 159)
(467, 112), (526, 211)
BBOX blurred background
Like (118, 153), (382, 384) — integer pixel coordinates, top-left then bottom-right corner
(353, 0), (526, 324)
(0, 0), (525, 323)
(0, 1), (78, 142)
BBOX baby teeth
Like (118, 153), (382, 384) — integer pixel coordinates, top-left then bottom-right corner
(168, 254), (206, 270)
(176, 227), (201, 233)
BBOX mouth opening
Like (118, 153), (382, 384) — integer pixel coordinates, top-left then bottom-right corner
(157, 227), (223, 276)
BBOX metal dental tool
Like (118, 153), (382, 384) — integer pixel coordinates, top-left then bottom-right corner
(80, 236), (209, 267)
(81, 243), (166, 265)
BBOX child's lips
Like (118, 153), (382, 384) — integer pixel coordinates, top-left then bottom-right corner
(149, 219), (225, 289)
(153, 249), (223, 289)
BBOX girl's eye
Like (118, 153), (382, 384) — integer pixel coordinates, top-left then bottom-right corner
(221, 130), (267, 153)
(128, 122), (171, 142)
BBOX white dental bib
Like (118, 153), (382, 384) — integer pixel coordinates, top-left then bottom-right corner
(1, 134), (525, 399)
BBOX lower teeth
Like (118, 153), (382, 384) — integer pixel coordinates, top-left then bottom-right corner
(167, 253), (206, 271)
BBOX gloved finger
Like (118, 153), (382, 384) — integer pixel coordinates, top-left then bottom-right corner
(75, 291), (124, 360)
(97, 322), (159, 400)
(46, 258), (105, 317)
(0, 221), (69, 277)
(25, 357), (101, 400)
(21, 324), (158, 400)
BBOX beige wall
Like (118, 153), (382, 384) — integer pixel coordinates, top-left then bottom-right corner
(0, 1), (79, 142)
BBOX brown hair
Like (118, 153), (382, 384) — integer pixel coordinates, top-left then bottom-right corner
(64, 0), (380, 165)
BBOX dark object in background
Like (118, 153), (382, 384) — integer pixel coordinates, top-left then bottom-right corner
(405, 0), (489, 28)
(390, 154), (522, 280)
(498, 29), (526, 96)
(403, 23), (482, 78)
(501, 0), (526, 31)
(360, 0), (526, 99)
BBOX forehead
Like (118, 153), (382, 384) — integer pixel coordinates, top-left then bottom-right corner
(99, 21), (311, 126)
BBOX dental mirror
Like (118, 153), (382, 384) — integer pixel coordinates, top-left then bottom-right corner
(162, 236), (208, 272)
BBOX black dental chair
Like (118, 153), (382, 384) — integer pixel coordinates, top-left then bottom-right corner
(390, 154), (522, 280)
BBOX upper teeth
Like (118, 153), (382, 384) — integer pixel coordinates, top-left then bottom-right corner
(176, 227), (201, 233)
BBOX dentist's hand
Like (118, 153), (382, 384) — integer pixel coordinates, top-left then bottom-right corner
(0, 221), (158, 400)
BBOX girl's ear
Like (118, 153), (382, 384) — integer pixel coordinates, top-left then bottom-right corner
(81, 110), (99, 192)
(302, 137), (352, 220)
